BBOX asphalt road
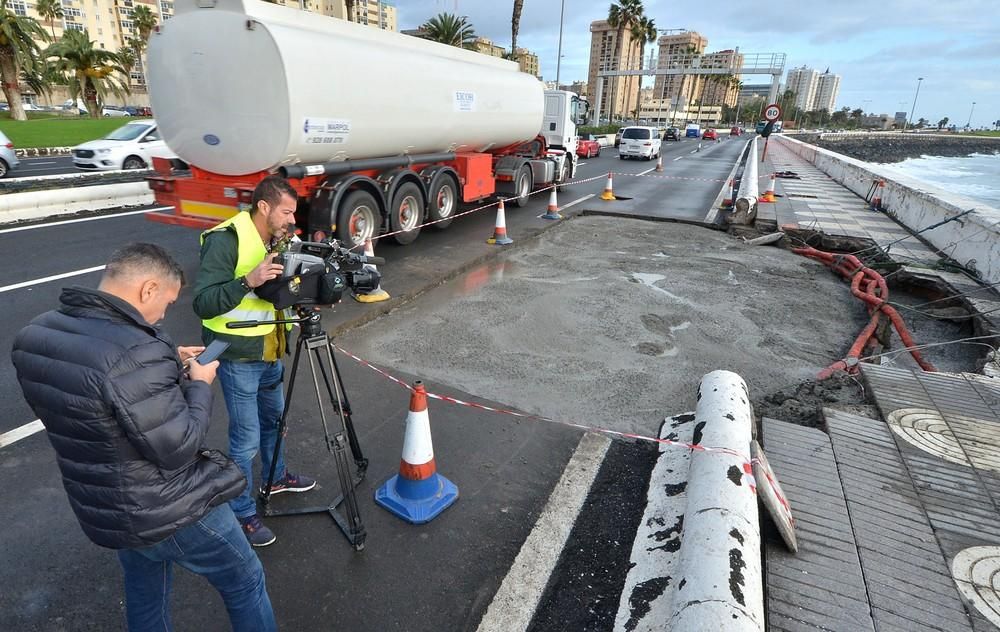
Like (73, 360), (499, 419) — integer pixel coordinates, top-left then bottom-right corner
(0, 143), (743, 631)
(10, 156), (77, 178)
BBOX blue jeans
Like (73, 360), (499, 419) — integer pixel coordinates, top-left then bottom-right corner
(117, 504), (277, 631)
(218, 360), (287, 520)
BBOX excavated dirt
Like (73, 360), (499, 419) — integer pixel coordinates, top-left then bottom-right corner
(339, 215), (871, 437)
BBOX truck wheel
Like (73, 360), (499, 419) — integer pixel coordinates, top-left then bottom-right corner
(389, 182), (424, 245)
(427, 174), (458, 230)
(514, 165), (532, 208)
(336, 189), (381, 248)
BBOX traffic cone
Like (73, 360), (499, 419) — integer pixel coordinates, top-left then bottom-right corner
(375, 382), (459, 524)
(720, 178), (735, 210)
(542, 187), (562, 220)
(353, 238), (390, 303)
(486, 199), (513, 245)
(600, 171), (616, 201)
(870, 179), (885, 211)
(759, 173), (777, 203)
(655, 154), (664, 173)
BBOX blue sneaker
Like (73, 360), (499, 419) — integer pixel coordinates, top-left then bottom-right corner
(240, 514), (276, 547)
(262, 471), (316, 496)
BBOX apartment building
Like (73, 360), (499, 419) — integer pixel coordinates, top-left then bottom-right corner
(472, 37), (539, 77)
(10, 0), (396, 105)
(785, 66), (819, 111)
(650, 30), (707, 110)
(813, 69), (841, 112)
(587, 19), (643, 121)
(698, 49), (743, 108)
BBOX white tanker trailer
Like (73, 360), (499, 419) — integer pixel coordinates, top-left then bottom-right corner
(146, 0), (588, 247)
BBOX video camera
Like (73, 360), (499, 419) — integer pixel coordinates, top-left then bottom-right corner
(255, 238), (383, 310)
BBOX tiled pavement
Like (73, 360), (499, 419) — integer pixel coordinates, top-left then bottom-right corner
(756, 140), (942, 265)
(763, 366), (1000, 631)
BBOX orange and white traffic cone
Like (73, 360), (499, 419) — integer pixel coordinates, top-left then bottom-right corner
(600, 171), (616, 201)
(870, 179), (885, 211)
(486, 199), (514, 245)
(720, 178), (735, 210)
(542, 187), (562, 220)
(353, 238), (390, 303)
(759, 173), (777, 203)
(374, 382), (459, 524)
(655, 154), (664, 173)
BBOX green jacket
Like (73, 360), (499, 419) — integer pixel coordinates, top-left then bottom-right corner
(193, 226), (288, 361)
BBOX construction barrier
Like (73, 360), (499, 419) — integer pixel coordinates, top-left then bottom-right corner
(734, 136), (759, 223)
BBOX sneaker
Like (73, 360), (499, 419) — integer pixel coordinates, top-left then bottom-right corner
(262, 471), (317, 496)
(240, 514), (276, 548)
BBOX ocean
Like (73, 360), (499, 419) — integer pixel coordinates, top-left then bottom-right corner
(878, 152), (1000, 208)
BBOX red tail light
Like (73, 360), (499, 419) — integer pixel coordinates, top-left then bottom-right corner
(4, 142), (12, 149)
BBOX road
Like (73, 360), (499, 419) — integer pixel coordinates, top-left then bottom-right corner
(0, 140), (746, 631)
(10, 156), (77, 178)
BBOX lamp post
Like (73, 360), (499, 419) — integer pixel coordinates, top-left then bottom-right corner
(966, 101), (976, 129)
(904, 77), (923, 131)
(555, 0), (565, 86)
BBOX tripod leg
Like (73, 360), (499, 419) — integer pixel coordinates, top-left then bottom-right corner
(261, 336), (305, 512)
(322, 341), (368, 473)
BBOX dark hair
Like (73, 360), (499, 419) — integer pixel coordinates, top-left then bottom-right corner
(251, 176), (298, 215)
(104, 243), (185, 286)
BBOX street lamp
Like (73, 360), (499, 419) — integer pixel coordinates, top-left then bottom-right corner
(555, 0), (565, 86)
(967, 101), (977, 129)
(904, 77), (923, 131)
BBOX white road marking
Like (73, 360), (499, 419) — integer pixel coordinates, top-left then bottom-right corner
(23, 161), (58, 165)
(637, 166), (657, 176)
(560, 193), (595, 210)
(0, 420), (44, 449)
(0, 206), (172, 234)
(0, 265), (106, 294)
(673, 156), (683, 161)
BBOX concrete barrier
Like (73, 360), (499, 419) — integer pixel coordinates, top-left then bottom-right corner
(667, 370), (762, 631)
(774, 134), (1000, 285)
(733, 136), (758, 223)
(0, 182), (154, 223)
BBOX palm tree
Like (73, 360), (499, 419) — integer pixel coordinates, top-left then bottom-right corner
(629, 15), (656, 121)
(510, 0), (523, 60)
(0, 1), (48, 121)
(35, 0), (62, 40)
(422, 13), (477, 49)
(45, 29), (129, 118)
(606, 0), (643, 122)
(131, 5), (157, 43)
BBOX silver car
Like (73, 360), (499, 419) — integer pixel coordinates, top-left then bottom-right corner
(0, 130), (20, 178)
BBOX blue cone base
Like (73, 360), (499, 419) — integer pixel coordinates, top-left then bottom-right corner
(375, 473), (459, 524)
(541, 211), (562, 220)
(487, 236), (513, 245)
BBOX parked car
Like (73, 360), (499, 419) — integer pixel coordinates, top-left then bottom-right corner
(71, 120), (177, 171)
(614, 127), (625, 147)
(123, 105), (139, 116)
(101, 106), (131, 117)
(136, 106), (153, 117)
(576, 133), (601, 158)
(0, 130), (20, 178)
(703, 128), (718, 141)
(618, 126), (661, 161)
(663, 127), (680, 141)
(730, 126), (743, 136)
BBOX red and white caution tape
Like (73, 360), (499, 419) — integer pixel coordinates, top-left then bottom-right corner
(333, 344), (765, 495)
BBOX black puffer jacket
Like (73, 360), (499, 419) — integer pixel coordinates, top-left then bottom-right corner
(11, 287), (245, 549)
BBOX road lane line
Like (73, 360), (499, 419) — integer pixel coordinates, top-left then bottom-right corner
(0, 265), (106, 293)
(560, 193), (595, 210)
(23, 161), (58, 165)
(637, 166), (657, 176)
(673, 156), (683, 161)
(0, 420), (44, 449)
(0, 206), (172, 234)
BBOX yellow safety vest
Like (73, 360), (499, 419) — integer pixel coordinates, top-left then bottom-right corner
(200, 211), (278, 337)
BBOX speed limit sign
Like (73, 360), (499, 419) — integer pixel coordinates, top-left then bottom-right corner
(764, 103), (782, 122)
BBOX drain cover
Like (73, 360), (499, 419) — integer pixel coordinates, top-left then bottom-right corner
(886, 408), (1000, 473)
(952, 546), (1000, 628)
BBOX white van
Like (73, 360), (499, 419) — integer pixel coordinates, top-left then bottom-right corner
(618, 126), (661, 161)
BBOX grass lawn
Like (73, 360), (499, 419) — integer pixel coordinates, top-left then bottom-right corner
(0, 116), (146, 148)
(969, 131), (1000, 137)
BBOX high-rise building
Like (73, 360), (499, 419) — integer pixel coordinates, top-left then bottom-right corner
(7, 0), (396, 106)
(473, 37), (507, 58)
(698, 49), (743, 108)
(650, 31), (708, 111)
(785, 66), (819, 111)
(587, 20), (643, 121)
(813, 69), (841, 112)
(472, 38), (539, 77)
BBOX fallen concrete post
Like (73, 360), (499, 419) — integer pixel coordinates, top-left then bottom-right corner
(667, 370), (763, 631)
(0, 182), (154, 224)
(733, 136), (759, 224)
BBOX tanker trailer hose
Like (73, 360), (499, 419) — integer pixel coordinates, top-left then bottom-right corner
(792, 246), (936, 376)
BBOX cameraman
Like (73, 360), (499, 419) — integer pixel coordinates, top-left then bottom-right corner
(193, 176), (316, 547)
(11, 243), (276, 631)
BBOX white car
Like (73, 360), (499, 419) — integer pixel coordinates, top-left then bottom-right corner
(71, 121), (177, 171)
(618, 126), (662, 161)
(101, 106), (131, 117)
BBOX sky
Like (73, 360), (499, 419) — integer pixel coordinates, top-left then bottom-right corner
(395, 0), (1000, 128)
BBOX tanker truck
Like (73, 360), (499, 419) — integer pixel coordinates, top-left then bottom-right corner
(144, 0), (588, 247)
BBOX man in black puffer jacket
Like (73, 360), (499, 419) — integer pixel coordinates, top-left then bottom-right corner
(12, 243), (277, 632)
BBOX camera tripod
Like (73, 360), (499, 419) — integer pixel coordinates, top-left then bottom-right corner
(227, 309), (367, 551)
